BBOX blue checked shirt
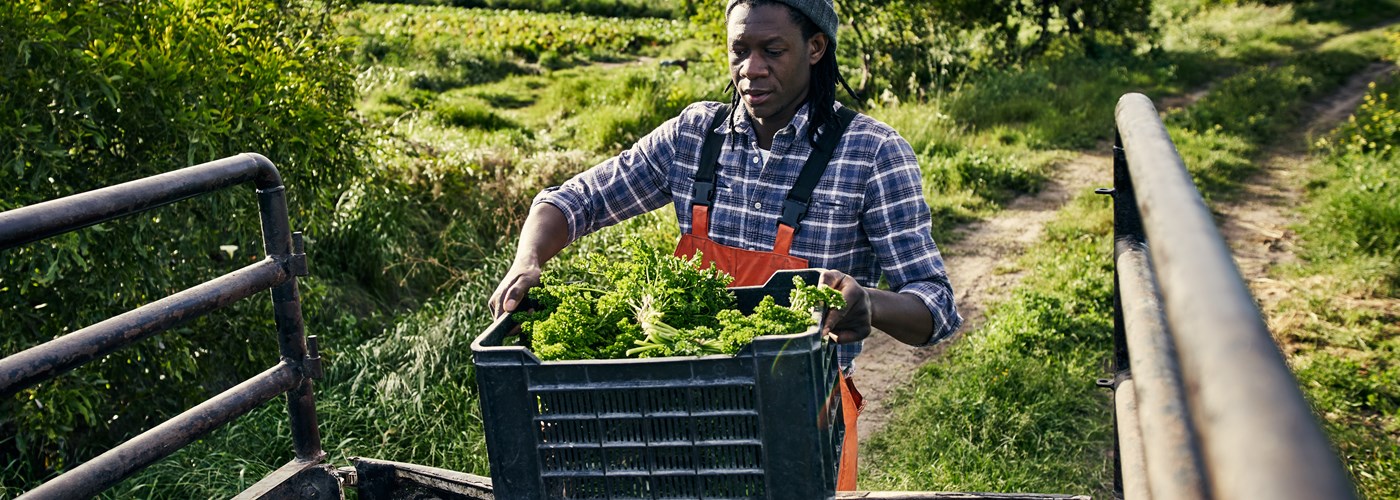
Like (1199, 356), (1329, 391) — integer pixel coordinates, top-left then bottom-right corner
(535, 101), (962, 371)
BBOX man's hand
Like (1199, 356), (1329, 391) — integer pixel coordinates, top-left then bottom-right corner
(490, 265), (542, 319)
(820, 269), (872, 344)
(489, 203), (570, 319)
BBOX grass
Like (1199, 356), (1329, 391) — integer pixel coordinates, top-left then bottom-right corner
(342, 3), (697, 93)
(861, 192), (1115, 496)
(1274, 72), (1400, 497)
(862, 5), (1400, 499)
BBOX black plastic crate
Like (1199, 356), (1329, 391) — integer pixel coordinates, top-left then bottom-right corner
(472, 269), (845, 499)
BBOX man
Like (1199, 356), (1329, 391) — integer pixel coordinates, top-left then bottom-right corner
(489, 0), (960, 370)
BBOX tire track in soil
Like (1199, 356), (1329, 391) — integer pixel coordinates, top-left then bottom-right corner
(1216, 61), (1397, 342)
(857, 150), (1112, 440)
(854, 59), (1396, 444)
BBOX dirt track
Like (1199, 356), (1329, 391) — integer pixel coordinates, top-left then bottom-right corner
(857, 150), (1111, 439)
(855, 60), (1398, 441)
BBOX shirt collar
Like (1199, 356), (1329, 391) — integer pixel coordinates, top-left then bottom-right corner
(723, 101), (816, 141)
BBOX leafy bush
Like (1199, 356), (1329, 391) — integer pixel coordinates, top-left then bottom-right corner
(840, 0), (1155, 96)
(372, 0), (685, 19)
(342, 4), (694, 91)
(435, 99), (520, 131)
(0, 0), (362, 489)
(1306, 75), (1400, 286)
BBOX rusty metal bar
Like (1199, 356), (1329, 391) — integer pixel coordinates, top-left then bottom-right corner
(1115, 93), (1355, 500)
(257, 182), (322, 462)
(3, 153), (323, 497)
(0, 258), (289, 399)
(1117, 246), (1209, 500)
(17, 362), (302, 500)
(1115, 379), (1150, 500)
(0, 153), (281, 251)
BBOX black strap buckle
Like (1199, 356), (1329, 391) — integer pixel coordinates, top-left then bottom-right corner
(692, 181), (715, 204)
(780, 199), (808, 228)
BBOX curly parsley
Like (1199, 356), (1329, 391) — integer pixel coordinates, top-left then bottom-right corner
(515, 242), (844, 361)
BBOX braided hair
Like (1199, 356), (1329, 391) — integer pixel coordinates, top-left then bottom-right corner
(726, 0), (860, 146)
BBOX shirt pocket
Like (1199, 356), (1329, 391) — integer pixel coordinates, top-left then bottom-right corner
(800, 196), (862, 247)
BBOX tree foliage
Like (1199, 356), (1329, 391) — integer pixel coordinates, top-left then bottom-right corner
(0, 0), (362, 486)
(840, 0), (1154, 98)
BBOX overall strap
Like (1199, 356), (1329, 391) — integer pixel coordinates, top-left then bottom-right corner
(689, 103), (731, 237)
(773, 106), (859, 255)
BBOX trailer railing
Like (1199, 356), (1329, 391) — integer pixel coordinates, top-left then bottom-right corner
(1104, 93), (1357, 500)
(0, 153), (332, 499)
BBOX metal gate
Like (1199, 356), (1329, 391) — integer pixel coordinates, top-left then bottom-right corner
(1103, 93), (1356, 499)
(0, 154), (334, 499)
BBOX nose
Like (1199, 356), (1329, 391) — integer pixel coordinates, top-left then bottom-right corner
(740, 54), (769, 80)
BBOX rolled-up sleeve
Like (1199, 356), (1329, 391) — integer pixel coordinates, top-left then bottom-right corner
(862, 133), (963, 346)
(533, 106), (696, 241)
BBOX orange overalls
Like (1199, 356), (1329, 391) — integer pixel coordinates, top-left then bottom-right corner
(675, 104), (864, 491)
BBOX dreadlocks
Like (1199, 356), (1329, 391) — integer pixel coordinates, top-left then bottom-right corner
(726, 0), (860, 146)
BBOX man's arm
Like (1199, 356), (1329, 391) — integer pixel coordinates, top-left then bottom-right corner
(820, 270), (934, 346)
(487, 103), (719, 317)
(489, 203), (570, 318)
(847, 130), (962, 346)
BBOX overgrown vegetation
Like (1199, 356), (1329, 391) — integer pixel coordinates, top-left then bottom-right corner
(1279, 37), (1400, 495)
(0, 0), (363, 487)
(4, 0), (1398, 497)
(863, 2), (1400, 498)
(372, 0), (687, 19)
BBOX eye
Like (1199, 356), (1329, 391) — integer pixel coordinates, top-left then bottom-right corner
(765, 48), (784, 57)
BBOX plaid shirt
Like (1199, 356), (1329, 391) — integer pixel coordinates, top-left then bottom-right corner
(535, 101), (962, 371)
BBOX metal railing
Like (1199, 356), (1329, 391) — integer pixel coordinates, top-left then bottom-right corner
(1105, 93), (1357, 500)
(0, 153), (327, 499)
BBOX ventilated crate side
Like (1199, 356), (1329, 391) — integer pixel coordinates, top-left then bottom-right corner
(472, 270), (843, 500)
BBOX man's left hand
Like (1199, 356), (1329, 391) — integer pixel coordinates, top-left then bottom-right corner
(820, 269), (872, 344)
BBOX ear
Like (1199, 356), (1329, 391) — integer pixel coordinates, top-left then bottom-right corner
(807, 32), (827, 66)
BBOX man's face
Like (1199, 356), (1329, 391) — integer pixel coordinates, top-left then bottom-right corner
(727, 3), (826, 131)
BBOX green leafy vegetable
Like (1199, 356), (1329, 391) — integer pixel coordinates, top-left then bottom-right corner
(515, 241), (844, 360)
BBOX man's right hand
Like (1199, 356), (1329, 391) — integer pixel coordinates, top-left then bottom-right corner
(490, 265), (542, 319)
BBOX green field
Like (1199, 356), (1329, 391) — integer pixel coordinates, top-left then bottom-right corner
(2, 0), (1397, 497)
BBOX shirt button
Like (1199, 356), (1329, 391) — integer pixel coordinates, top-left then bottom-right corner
(754, 202), (762, 209)
(751, 157), (759, 164)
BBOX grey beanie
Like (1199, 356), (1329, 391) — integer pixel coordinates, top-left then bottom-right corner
(727, 0), (838, 46)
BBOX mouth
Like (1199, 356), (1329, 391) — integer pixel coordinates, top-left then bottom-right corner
(744, 88), (771, 107)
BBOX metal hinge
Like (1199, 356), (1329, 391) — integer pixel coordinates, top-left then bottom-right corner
(304, 335), (323, 380)
(287, 232), (308, 277)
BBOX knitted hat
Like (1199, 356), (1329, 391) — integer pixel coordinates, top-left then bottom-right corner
(726, 0), (838, 46)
